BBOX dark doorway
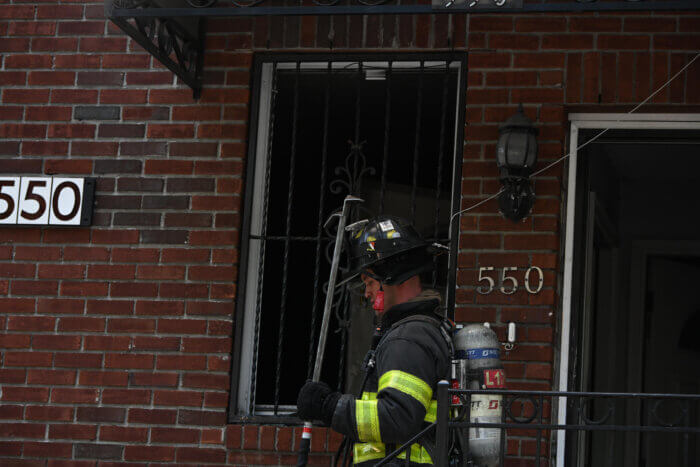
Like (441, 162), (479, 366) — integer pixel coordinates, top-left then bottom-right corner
(567, 128), (700, 466)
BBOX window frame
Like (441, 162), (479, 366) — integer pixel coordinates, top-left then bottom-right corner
(228, 52), (468, 423)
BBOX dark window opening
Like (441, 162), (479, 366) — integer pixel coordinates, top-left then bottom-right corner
(231, 54), (466, 420)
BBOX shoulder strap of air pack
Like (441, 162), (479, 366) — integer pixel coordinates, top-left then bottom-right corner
(386, 313), (455, 364)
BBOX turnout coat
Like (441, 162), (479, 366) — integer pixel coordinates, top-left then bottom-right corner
(331, 290), (452, 466)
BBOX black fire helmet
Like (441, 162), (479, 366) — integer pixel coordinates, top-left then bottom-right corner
(343, 216), (446, 286)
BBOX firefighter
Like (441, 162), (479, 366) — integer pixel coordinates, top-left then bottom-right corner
(297, 215), (451, 466)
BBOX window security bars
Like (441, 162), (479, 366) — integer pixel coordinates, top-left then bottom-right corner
(230, 55), (466, 420)
(376, 383), (700, 467)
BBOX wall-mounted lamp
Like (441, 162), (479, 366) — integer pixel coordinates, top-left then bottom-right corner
(496, 104), (538, 222)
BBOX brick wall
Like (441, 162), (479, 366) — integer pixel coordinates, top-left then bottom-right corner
(0, 2), (698, 465)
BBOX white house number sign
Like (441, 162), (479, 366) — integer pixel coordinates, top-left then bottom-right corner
(0, 177), (95, 226)
(477, 266), (544, 295)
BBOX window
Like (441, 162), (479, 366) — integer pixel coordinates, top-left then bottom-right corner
(229, 54), (466, 420)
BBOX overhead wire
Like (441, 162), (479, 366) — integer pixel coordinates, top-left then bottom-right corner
(450, 52), (700, 225)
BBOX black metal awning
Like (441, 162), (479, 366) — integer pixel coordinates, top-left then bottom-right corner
(105, 0), (700, 96)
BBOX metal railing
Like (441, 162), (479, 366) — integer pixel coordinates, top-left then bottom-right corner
(377, 381), (700, 466)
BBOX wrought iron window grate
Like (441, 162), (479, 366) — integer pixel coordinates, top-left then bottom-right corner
(230, 54), (466, 420)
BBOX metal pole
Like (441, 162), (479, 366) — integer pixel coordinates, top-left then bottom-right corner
(297, 195), (363, 467)
(436, 380), (450, 467)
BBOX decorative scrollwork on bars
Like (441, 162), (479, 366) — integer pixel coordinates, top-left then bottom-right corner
(330, 140), (376, 197)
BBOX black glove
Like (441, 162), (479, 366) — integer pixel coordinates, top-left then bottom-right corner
(296, 380), (341, 426)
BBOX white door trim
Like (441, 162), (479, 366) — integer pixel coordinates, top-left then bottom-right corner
(555, 113), (700, 467)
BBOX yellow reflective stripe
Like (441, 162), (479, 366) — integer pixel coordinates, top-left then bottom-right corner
(353, 442), (386, 464)
(378, 370), (433, 410)
(397, 443), (433, 464)
(423, 400), (437, 423)
(361, 391), (377, 401)
(355, 399), (381, 442)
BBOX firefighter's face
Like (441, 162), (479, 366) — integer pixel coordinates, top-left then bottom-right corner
(361, 273), (380, 303)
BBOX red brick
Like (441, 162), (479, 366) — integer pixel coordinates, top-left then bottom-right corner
(32, 335), (81, 350)
(110, 282), (158, 298)
(87, 265), (135, 280)
(111, 247), (159, 263)
(542, 34), (594, 49)
(172, 105), (221, 121)
(37, 298), (83, 315)
(188, 265), (236, 282)
(99, 89), (147, 104)
(82, 336), (130, 352)
(32, 37), (79, 52)
(190, 231), (238, 246)
(60, 281), (108, 297)
(45, 159), (93, 174)
(470, 16), (513, 32)
(656, 35), (700, 51)
(128, 408), (177, 425)
(54, 353), (103, 369)
(25, 407), (73, 422)
(105, 353), (154, 370)
(54, 54), (101, 69)
(28, 71), (75, 86)
(226, 425), (242, 449)
(198, 88), (249, 104)
(157, 355), (206, 371)
(0, 5), (35, 19)
(7, 316), (55, 332)
(129, 372), (179, 387)
(102, 389), (151, 405)
(158, 318), (207, 334)
(146, 123), (195, 139)
(159, 283), (208, 298)
(78, 370), (128, 387)
(0, 334), (31, 349)
(76, 407), (125, 424)
(99, 426), (148, 443)
(0, 298), (35, 313)
(176, 447), (226, 464)
(0, 423), (46, 439)
(86, 300), (133, 315)
(144, 159), (193, 174)
(132, 336), (180, 351)
(91, 229), (140, 244)
(598, 34), (650, 50)
(5, 351), (53, 366)
(182, 337), (231, 354)
(38, 264), (85, 279)
(0, 369), (25, 384)
(136, 266), (186, 280)
(504, 234), (558, 250)
(102, 53), (150, 68)
(1, 386), (49, 402)
(58, 317), (105, 332)
(182, 373), (229, 390)
(162, 248), (210, 263)
(243, 425), (259, 450)
(208, 356), (230, 372)
(134, 300), (184, 316)
(124, 445), (175, 462)
(149, 89), (194, 104)
(153, 390), (203, 407)
(51, 388), (99, 404)
(0, 104), (23, 119)
(49, 425), (97, 441)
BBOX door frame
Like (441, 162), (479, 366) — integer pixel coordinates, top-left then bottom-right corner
(556, 113), (700, 467)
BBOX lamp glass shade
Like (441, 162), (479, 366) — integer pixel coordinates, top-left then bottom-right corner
(496, 129), (537, 175)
